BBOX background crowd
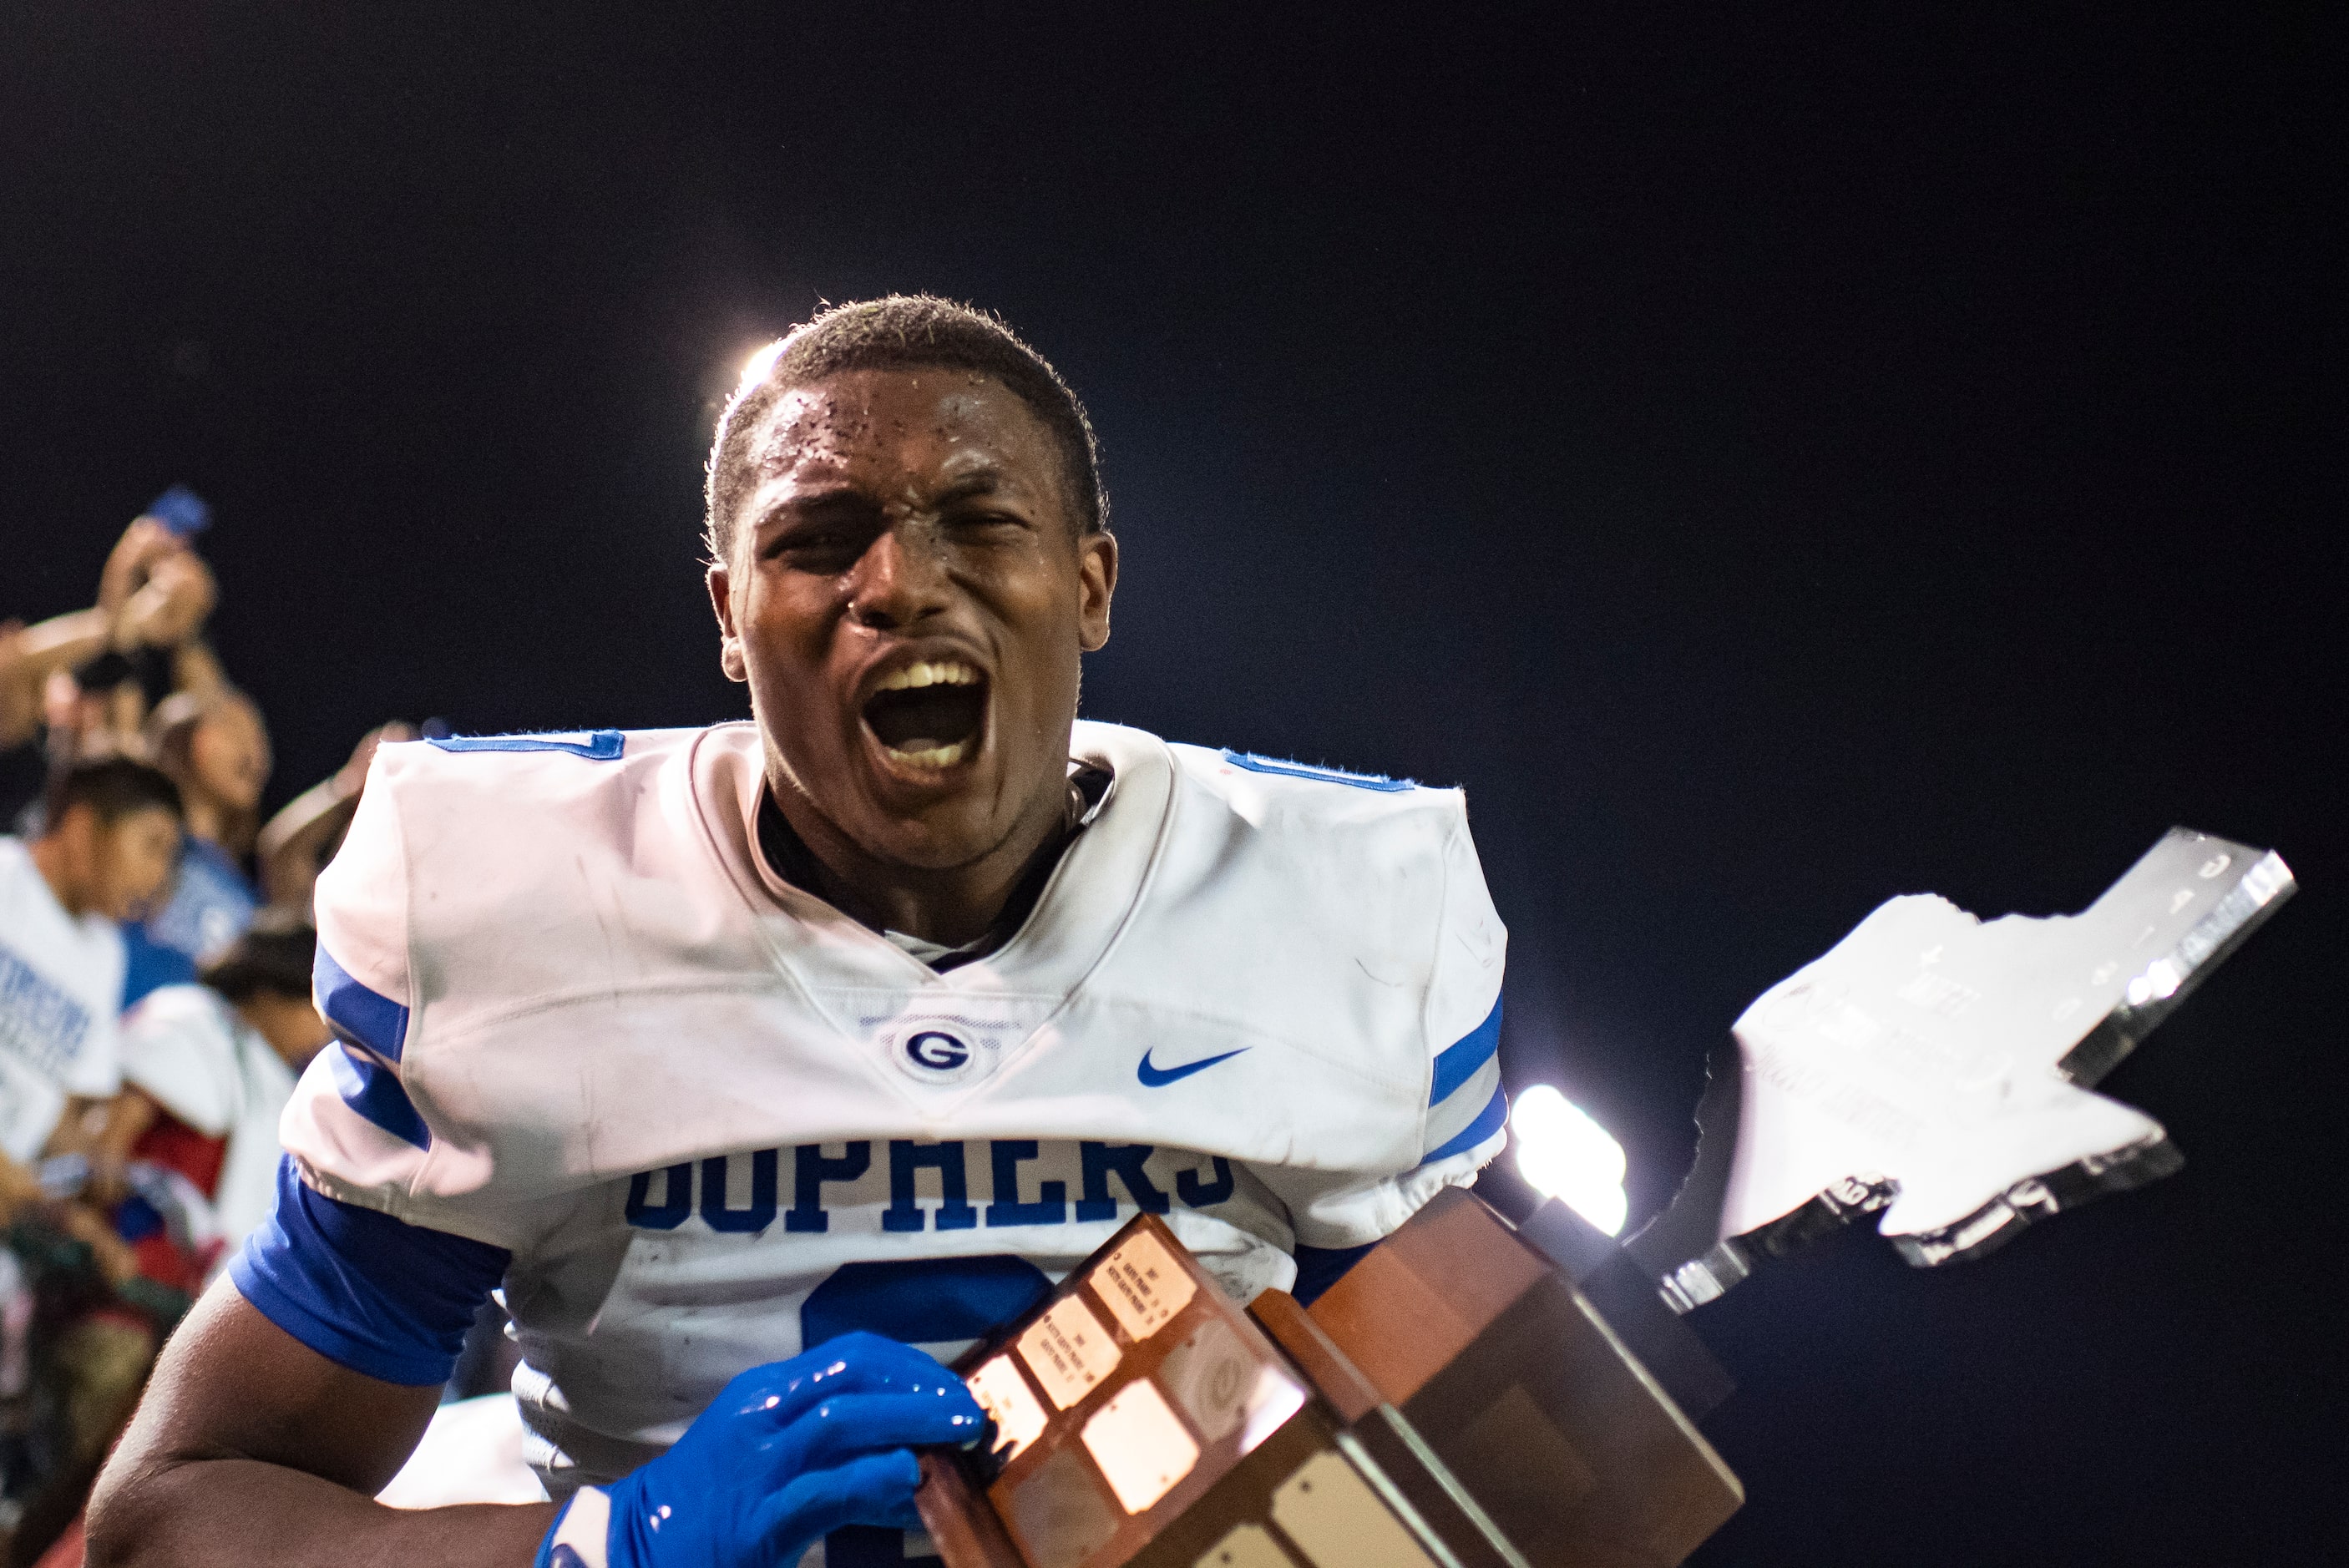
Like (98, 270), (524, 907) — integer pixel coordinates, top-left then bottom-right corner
(0, 501), (457, 1565)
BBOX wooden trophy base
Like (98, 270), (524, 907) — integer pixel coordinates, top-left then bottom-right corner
(918, 1196), (1740, 1568)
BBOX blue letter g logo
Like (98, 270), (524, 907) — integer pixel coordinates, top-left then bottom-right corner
(905, 1030), (971, 1073)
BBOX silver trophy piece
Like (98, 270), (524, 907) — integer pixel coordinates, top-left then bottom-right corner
(1617, 828), (2295, 1311)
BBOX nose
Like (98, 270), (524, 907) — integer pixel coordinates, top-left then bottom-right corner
(844, 522), (952, 632)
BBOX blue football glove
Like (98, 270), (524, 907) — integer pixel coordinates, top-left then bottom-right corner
(537, 1331), (988, 1568)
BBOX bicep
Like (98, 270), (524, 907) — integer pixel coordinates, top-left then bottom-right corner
(112, 1277), (443, 1494)
(88, 1281), (557, 1568)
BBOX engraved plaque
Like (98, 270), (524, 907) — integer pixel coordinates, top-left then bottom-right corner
(970, 1353), (1052, 1462)
(1092, 1230), (1197, 1341)
(1082, 1379), (1201, 1513)
(1021, 1296), (1123, 1410)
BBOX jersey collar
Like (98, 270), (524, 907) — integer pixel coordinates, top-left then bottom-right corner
(686, 720), (1178, 1053)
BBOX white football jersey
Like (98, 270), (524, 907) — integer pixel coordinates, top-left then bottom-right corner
(285, 720), (1508, 1495)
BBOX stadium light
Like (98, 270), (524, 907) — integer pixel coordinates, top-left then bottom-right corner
(741, 340), (784, 387)
(1511, 1084), (1628, 1236)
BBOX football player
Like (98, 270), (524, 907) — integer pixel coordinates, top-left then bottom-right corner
(88, 297), (1510, 1568)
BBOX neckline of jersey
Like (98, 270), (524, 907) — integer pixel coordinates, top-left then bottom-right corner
(754, 763), (1114, 974)
(685, 721), (1182, 1009)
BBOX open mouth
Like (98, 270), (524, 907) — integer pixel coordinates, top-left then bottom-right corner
(861, 659), (987, 770)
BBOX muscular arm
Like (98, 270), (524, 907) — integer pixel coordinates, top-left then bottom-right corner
(86, 1282), (554, 1568)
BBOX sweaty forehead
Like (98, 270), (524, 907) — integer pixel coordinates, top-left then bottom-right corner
(743, 369), (1064, 506)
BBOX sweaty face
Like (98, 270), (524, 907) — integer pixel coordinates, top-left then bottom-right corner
(709, 369), (1116, 872)
(89, 807), (182, 922)
(190, 698), (271, 812)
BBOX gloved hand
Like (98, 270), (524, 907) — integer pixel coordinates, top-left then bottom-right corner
(538, 1331), (988, 1568)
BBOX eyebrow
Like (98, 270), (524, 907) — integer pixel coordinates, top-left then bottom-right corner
(758, 468), (1019, 524)
(929, 469), (1014, 506)
(754, 486), (879, 533)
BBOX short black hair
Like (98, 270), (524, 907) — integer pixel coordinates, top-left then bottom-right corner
(200, 911), (317, 1005)
(704, 296), (1108, 562)
(43, 756), (182, 830)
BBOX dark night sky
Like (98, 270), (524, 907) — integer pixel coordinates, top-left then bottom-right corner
(3, 5), (2341, 1562)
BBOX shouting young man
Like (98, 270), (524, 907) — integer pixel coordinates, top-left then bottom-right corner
(89, 297), (1509, 1568)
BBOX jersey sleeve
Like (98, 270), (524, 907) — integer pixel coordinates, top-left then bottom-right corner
(250, 775), (523, 1386)
(230, 1156), (509, 1387)
(281, 747), (448, 1219)
(1254, 800), (1510, 1252)
(1420, 797), (1507, 1166)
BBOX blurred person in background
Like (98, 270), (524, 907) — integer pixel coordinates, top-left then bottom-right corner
(7, 507), (405, 966)
(1, 519), (216, 832)
(3, 513), (406, 1564)
(0, 759), (185, 1552)
(92, 915), (330, 1292)
(118, 694), (268, 1007)
(63, 525), (224, 766)
(0, 761), (180, 1175)
(122, 697), (409, 1000)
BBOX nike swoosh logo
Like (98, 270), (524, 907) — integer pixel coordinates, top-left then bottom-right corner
(1137, 1046), (1249, 1088)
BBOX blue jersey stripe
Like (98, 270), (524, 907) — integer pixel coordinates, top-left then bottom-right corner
(1430, 995), (1503, 1105)
(1420, 1082), (1508, 1166)
(315, 943), (410, 1063)
(328, 1044), (433, 1148)
(1218, 750), (1415, 792)
(426, 730), (625, 759)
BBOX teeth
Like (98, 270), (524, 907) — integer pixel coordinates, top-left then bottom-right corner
(886, 739), (971, 769)
(876, 660), (980, 692)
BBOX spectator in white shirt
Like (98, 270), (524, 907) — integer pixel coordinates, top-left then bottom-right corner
(0, 759), (181, 1176)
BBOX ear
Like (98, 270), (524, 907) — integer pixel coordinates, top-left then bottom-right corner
(706, 562), (749, 684)
(1076, 530), (1118, 653)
